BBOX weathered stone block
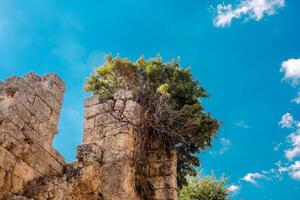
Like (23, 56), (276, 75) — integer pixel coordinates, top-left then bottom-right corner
(114, 90), (135, 100)
(85, 101), (115, 119)
(0, 73), (66, 198)
(95, 112), (117, 127)
(149, 175), (177, 190)
(153, 188), (178, 200)
(11, 174), (24, 193)
(84, 118), (94, 130)
(77, 143), (102, 163)
(84, 95), (109, 107)
(13, 160), (40, 182)
(0, 146), (16, 171)
(114, 100), (125, 111)
(1, 74), (178, 200)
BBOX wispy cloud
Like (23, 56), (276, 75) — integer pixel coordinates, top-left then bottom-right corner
(220, 138), (231, 154)
(227, 184), (240, 194)
(285, 132), (300, 160)
(276, 160), (300, 181)
(213, 0), (285, 28)
(273, 142), (282, 151)
(241, 172), (266, 184)
(279, 113), (295, 128)
(235, 120), (250, 129)
(210, 137), (231, 155)
(288, 161), (300, 180)
(277, 113), (300, 160)
(292, 92), (300, 104)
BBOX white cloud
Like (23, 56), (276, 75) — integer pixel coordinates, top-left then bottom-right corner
(213, 0), (285, 28)
(279, 113), (294, 128)
(280, 58), (300, 85)
(227, 184), (240, 194)
(292, 92), (300, 104)
(276, 160), (300, 181)
(220, 138), (231, 154)
(235, 120), (250, 128)
(288, 161), (300, 180)
(285, 132), (300, 160)
(208, 137), (231, 155)
(242, 172), (265, 184)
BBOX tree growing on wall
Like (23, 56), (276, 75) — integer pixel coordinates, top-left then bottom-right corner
(85, 55), (219, 188)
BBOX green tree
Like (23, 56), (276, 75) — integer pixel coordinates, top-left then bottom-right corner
(85, 55), (219, 188)
(179, 174), (230, 200)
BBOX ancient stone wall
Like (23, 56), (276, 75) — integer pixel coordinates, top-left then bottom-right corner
(83, 90), (142, 200)
(147, 146), (177, 200)
(0, 73), (177, 200)
(83, 91), (177, 200)
(0, 73), (65, 199)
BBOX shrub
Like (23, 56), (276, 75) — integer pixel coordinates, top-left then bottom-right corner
(179, 174), (229, 200)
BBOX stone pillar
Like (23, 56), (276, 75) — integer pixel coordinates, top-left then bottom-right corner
(83, 90), (142, 200)
(147, 146), (177, 200)
(0, 73), (65, 198)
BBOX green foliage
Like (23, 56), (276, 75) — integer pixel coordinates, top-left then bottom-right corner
(156, 83), (170, 97)
(179, 174), (229, 200)
(85, 55), (219, 188)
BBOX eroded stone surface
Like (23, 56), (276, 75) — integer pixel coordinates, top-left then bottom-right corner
(0, 73), (65, 199)
(83, 91), (177, 200)
(21, 162), (102, 200)
(1, 74), (177, 200)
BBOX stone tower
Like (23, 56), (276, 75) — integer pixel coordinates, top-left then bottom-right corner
(0, 73), (65, 199)
(0, 73), (177, 200)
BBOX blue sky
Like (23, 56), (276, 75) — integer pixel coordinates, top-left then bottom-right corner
(0, 0), (300, 199)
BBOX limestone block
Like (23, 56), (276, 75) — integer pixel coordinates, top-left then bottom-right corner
(50, 148), (65, 166)
(20, 151), (59, 176)
(0, 132), (29, 159)
(23, 72), (40, 83)
(0, 168), (6, 188)
(123, 100), (142, 124)
(21, 162), (102, 200)
(94, 112), (117, 127)
(33, 83), (47, 101)
(42, 73), (66, 93)
(33, 96), (51, 122)
(85, 100), (115, 119)
(114, 90), (135, 100)
(0, 146), (16, 171)
(11, 175), (24, 193)
(13, 160), (40, 182)
(84, 118), (94, 130)
(0, 72), (67, 198)
(148, 162), (177, 177)
(5, 195), (31, 200)
(84, 95), (108, 107)
(77, 143), (103, 163)
(0, 120), (25, 142)
(153, 188), (178, 200)
(27, 144), (64, 174)
(83, 127), (105, 145)
(149, 175), (177, 190)
(13, 91), (34, 113)
(100, 160), (138, 200)
(114, 100), (125, 112)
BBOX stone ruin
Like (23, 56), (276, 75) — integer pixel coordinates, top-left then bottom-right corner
(0, 73), (177, 200)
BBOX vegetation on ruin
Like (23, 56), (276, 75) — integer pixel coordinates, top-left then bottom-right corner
(85, 55), (219, 188)
(179, 174), (229, 200)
